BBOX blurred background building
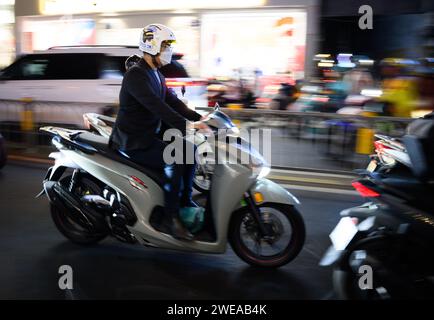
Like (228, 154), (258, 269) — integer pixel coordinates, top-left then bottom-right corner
(0, 1), (431, 78)
(9, 0), (320, 79)
(321, 0), (434, 60)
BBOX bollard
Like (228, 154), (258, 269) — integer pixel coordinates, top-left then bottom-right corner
(19, 97), (37, 152)
(19, 97), (34, 132)
(355, 127), (374, 154)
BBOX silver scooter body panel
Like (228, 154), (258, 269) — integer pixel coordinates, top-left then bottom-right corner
(53, 148), (246, 253)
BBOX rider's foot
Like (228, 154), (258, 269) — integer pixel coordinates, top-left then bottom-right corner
(179, 206), (205, 234)
(170, 217), (194, 241)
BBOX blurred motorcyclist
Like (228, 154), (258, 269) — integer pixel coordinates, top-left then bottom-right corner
(270, 83), (296, 110)
(378, 58), (419, 117)
(342, 56), (374, 95)
(110, 24), (210, 241)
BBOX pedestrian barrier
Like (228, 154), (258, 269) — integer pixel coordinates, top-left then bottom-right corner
(0, 99), (413, 171)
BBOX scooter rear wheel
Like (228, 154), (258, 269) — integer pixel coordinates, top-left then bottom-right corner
(229, 203), (305, 268)
(51, 174), (108, 245)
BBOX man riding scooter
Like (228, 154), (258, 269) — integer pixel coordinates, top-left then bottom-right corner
(109, 24), (210, 241)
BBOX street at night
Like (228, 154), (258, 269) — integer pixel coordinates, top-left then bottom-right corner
(0, 163), (362, 300)
(0, 0), (433, 310)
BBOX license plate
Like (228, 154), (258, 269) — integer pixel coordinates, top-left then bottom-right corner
(329, 217), (358, 250)
(367, 160), (377, 172)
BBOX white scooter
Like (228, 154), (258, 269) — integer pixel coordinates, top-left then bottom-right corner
(37, 112), (305, 268)
(83, 106), (239, 194)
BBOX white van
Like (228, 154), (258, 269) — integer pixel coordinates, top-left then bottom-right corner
(0, 46), (207, 126)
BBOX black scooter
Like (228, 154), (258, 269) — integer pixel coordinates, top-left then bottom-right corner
(320, 127), (434, 299)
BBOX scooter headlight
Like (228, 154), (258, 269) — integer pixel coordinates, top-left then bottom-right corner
(227, 126), (240, 136)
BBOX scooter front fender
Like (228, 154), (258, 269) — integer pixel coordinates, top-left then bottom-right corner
(248, 178), (300, 206)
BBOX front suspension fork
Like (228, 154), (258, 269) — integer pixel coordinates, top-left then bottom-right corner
(243, 191), (270, 237)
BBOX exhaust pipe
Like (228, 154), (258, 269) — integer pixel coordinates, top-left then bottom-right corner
(43, 180), (108, 233)
(81, 195), (111, 208)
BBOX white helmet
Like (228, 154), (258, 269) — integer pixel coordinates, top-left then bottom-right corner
(139, 24), (176, 55)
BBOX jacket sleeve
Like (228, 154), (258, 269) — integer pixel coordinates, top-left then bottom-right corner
(126, 68), (188, 135)
(164, 82), (202, 122)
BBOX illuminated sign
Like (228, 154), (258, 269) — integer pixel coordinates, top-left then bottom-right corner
(39, 0), (266, 15)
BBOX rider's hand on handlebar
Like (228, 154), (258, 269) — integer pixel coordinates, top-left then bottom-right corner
(193, 121), (212, 134)
(200, 112), (212, 121)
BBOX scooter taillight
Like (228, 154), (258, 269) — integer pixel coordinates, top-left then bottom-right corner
(374, 141), (391, 153)
(351, 217), (359, 225)
(351, 181), (380, 198)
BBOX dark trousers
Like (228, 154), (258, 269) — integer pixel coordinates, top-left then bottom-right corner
(126, 138), (196, 215)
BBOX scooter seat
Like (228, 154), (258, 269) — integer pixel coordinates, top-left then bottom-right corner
(74, 131), (110, 152)
(73, 131), (167, 187)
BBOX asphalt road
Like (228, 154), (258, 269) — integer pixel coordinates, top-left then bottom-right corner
(0, 163), (363, 300)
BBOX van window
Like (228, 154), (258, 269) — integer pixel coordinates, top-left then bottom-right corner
(100, 56), (126, 79)
(0, 56), (50, 80)
(0, 53), (104, 80)
(47, 53), (102, 79)
(99, 55), (191, 79)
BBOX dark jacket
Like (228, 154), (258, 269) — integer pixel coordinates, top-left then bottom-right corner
(109, 59), (201, 151)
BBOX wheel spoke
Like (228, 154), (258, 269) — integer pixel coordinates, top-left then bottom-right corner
(266, 240), (278, 251)
(240, 229), (251, 240)
(254, 241), (262, 256)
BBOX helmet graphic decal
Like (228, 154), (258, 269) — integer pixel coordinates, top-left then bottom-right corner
(139, 23), (176, 55)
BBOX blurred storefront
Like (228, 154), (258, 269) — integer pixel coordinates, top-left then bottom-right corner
(0, 0), (15, 68)
(13, 0), (319, 79)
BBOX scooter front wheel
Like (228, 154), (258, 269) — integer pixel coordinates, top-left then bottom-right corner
(229, 203), (305, 268)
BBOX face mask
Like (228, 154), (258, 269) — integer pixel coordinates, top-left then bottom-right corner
(158, 46), (173, 67)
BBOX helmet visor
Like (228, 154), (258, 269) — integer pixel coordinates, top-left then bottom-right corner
(161, 40), (176, 51)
